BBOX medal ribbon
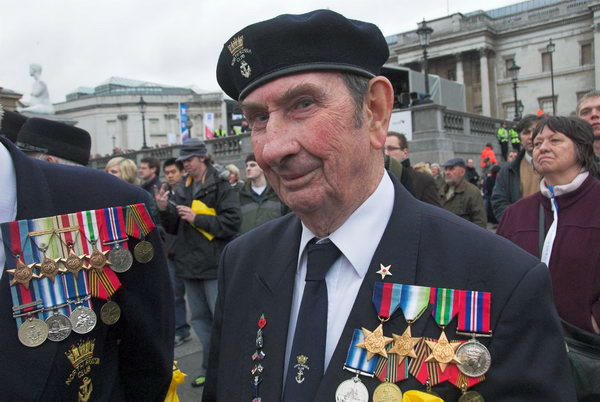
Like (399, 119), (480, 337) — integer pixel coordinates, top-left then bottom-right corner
(343, 328), (380, 376)
(79, 209), (121, 300)
(430, 287), (460, 327)
(93, 208), (123, 298)
(3, 220), (43, 326)
(59, 213), (91, 315)
(30, 216), (69, 319)
(457, 290), (491, 334)
(125, 203), (156, 239)
(102, 206), (128, 247)
(373, 282), (402, 319)
(446, 362), (485, 389)
(374, 345), (409, 383)
(399, 284), (431, 322)
(409, 337), (449, 386)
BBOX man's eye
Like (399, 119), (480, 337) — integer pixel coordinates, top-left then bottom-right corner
(296, 99), (314, 109)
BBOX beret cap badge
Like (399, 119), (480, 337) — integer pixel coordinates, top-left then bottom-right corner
(227, 35), (253, 79)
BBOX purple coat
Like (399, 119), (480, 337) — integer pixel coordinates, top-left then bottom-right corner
(497, 175), (600, 333)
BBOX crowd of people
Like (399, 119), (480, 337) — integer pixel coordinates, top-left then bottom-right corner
(1, 8), (600, 401)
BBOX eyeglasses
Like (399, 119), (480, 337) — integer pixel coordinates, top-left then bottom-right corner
(384, 146), (403, 151)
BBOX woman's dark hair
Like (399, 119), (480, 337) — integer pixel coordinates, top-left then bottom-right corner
(532, 116), (599, 178)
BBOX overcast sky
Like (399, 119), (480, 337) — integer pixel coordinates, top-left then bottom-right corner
(1, 0), (517, 103)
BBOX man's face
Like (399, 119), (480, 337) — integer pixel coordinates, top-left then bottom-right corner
(507, 152), (517, 162)
(519, 122), (538, 154)
(384, 136), (409, 161)
(163, 164), (183, 186)
(242, 72), (382, 215)
(466, 159), (474, 168)
(246, 160), (264, 181)
(138, 163), (155, 181)
(444, 165), (465, 185)
(182, 156), (206, 179)
(578, 96), (600, 137)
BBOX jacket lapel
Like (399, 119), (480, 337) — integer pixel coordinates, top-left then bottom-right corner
(0, 137), (60, 398)
(317, 177), (425, 396)
(248, 217), (302, 400)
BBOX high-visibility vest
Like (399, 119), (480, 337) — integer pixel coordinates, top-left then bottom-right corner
(497, 128), (509, 142)
(509, 129), (520, 144)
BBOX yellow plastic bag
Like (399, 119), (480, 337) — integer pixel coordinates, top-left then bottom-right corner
(190, 200), (216, 241)
(403, 390), (444, 402)
(164, 361), (187, 402)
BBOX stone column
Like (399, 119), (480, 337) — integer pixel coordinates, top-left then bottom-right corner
(479, 48), (491, 117)
(454, 53), (464, 84)
(592, 5), (600, 89)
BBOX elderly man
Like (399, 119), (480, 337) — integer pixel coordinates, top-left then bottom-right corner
(439, 158), (487, 228)
(204, 10), (574, 401)
(576, 90), (600, 158)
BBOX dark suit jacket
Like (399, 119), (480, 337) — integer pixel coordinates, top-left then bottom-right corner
(0, 137), (174, 401)
(204, 175), (576, 401)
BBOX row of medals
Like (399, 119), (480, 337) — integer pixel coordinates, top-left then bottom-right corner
(15, 240), (154, 348)
(336, 329), (491, 402)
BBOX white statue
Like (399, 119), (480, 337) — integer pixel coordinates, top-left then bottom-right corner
(17, 63), (55, 115)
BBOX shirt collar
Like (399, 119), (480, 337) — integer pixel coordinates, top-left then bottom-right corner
(299, 171), (395, 277)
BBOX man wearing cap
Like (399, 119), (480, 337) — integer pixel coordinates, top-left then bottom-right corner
(16, 117), (91, 166)
(439, 158), (486, 228)
(205, 10), (574, 401)
(155, 138), (240, 388)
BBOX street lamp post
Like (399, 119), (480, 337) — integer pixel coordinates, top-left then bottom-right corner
(547, 38), (556, 115)
(508, 60), (521, 121)
(416, 19), (434, 100)
(137, 96), (149, 149)
(185, 118), (193, 138)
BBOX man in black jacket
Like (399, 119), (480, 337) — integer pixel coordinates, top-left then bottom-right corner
(385, 132), (440, 206)
(155, 138), (241, 387)
(491, 115), (542, 221)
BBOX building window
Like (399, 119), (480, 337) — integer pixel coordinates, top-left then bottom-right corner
(149, 118), (160, 135)
(541, 52), (551, 72)
(448, 69), (456, 81)
(504, 58), (514, 78)
(581, 43), (592, 65)
(504, 101), (523, 120)
(539, 97), (557, 113)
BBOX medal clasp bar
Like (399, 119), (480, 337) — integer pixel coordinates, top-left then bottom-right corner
(456, 330), (493, 338)
(342, 365), (375, 378)
(12, 299), (44, 312)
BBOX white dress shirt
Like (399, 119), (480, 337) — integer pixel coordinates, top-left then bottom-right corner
(283, 171), (395, 382)
(0, 143), (18, 278)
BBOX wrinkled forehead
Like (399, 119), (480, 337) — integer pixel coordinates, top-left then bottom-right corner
(580, 96), (600, 111)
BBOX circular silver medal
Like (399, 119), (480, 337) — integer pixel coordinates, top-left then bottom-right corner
(134, 240), (154, 263)
(335, 377), (369, 402)
(46, 313), (72, 342)
(18, 317), (49, 347)
(100, 300), (121, 325)
(109, 246), (133, 273)
(70, 306), (97, 334)
(456, 339), (492, 377)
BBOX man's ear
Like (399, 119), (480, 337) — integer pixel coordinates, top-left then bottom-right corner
(364, 76), (394, 150)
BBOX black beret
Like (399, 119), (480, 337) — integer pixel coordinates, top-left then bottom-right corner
(16, 118), (92, 166)
(216, 9), (389, 100)
(0, 109), (28, 143)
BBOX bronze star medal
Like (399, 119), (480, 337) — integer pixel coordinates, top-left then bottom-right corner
(425, 331), (462, 372)
(389, 326), (421, 364)
(356, 324), (393, 360)
(376, 264), (392, 280)
(87, 246), (111, 274)
(7, 258), (40, 289)
(62, 247), (85, 279)
(37, 255), (62, 282)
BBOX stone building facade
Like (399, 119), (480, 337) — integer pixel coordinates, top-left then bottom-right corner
(53, 77), (227, 157)
(387, 0), (599, 119)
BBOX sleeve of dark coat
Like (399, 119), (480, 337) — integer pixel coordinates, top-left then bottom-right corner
(491, 166), (511, 222)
